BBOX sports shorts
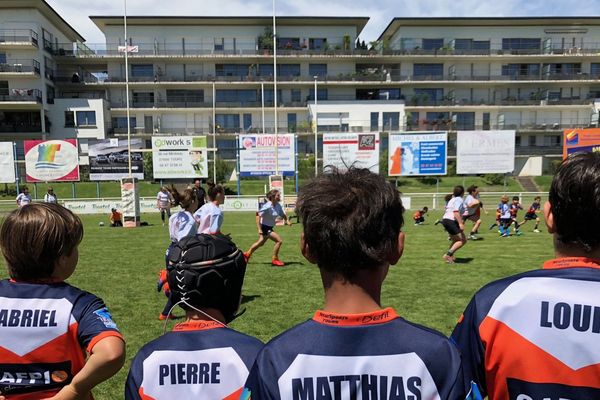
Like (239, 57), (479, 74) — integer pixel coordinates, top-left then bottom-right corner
(260, 224), (274, 236)
(524, 212), (538, 220)
(441, 219), (462, 236)
(463, 213), (479, 223)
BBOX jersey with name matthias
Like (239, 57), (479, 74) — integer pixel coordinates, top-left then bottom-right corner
(451, 257), (600, 400)
(0, 280), (123, 399)
(244, 308), (467, 400)
(125, 320), (262, 400)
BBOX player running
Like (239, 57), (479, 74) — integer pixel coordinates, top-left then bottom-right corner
(509, 195), (523, 235)
(519, 196), (542, 232)
(462, 185), (483, 240)
(441, 186), (467, 263)
(156, 186), (173, 226)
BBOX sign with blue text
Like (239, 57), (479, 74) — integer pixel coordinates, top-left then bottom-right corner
(388, 132), (447, 176)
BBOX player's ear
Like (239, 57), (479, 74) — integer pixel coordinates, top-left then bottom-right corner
(388, 231), (405, 265)
(543, 201), (555, 234)
(300, 233), (317, 264)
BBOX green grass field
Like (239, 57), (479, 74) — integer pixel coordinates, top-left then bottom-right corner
(0, 210), (554, 399)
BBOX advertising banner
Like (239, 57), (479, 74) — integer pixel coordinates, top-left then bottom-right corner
(152, 136), (208, 179)
(63, 199), (161, 215)
(456, 130), (515, 174)
(221, 197), (259, 212)
(239, 134), (295, 177)
(24, 139), (79, 182)
(88, 138), (144, 181)
(322, 133), (379, 173)
(388, 132), (447, 176)
(563, 128), (600, 158)
(0, 142), (15, 183)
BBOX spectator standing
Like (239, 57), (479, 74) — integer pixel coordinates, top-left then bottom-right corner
(43, 187), (58, 204)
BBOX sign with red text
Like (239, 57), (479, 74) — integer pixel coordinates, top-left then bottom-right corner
(239, 134), (295, 176)
(322, 132), (380, 173)
(563, 128), (600, 159)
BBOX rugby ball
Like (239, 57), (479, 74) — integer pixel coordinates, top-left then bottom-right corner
(99, 221), (105, 227)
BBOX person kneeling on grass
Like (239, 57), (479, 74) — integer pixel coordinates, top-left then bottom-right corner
(244, 189), (292, 267)
(110, 207), (123, 227)
(243, 168), (469, 400)
(413, 206), (428, 225)
(451, 152), (600, 400)
(126, 234), (262, 400)
(0, 203), (125, 399)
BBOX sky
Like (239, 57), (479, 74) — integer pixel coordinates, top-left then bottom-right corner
(46, 0), (600, 44)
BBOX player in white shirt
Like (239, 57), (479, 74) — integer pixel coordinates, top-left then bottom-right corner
(462, 185), (486, 240)
(156, 186), (173, 226)
(244, 189), (292, 266)
(440, 185), (467, 264)
(16, 187), (32, 207)
(194, 185), (225, 234)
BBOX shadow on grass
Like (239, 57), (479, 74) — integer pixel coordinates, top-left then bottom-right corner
(454, 257), (475, 264)
(241, 294), (261, 305)
(257, 261), (305, 267)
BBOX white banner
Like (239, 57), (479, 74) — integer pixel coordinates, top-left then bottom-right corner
(152, 136), (208, 179)
(322, 133), (379, 173)
(0, 142), (15, 183)
(457, 130), (516, 174)
(221, 197), (259, 212)
(239, 134), (295, 176)
(63, 199), (161, 215)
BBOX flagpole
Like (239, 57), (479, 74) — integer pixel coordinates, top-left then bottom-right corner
(124, 0), (132, 177)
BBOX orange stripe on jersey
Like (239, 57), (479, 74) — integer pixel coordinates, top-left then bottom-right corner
(223, 387), (244, 400)
(457, 313), (464, 324)
(139, 387), (158, 400)
(313, 307), (399, 326)
(172, 320), (225, 332)
(543, 257), (600, 270)
(480, 317), (600, 400)
(86, 330), (124, 353)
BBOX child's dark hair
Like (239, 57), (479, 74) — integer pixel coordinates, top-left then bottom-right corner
(169, 185), (197, 210)
(444, 194), (453, 202)
(296, 167), (404, 281)
(512, 196), (519, 201)
(534, 196), (541, 201)
(453, 186), (465, 197)
(266, 189), (280, 201)
(422, 206), (429, 212)
(0, 203), (84, 281)
(467, 185), (478, 194)
(208, 185), (224, 201)
(549, 152), (600, 252)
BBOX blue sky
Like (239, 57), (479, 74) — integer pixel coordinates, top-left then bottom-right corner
(47, 0), (600, 44)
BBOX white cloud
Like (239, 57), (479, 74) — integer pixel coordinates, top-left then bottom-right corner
(46, 0), (600, 44)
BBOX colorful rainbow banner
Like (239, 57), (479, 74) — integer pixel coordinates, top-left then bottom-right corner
(24, 139), (80, 182)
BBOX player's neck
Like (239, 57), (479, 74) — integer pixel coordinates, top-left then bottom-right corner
(554, 244), (600, 260)
(185, 308), (226, 324)
(321, 271), (384, 314)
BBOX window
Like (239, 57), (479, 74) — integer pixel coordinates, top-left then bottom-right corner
(215, 114), (240, 131)
(592, 63), (600, 77)
(277, 37), (300, 50)
(131, 64), (153, 78)
(76, 111), (96, 127)
(279, 64), (301, 77)
(382, 112), (400, 131)
(216, 89), (258, 104)
(370, 113), (379, 131)
(44, 57), (55, 80)
(291, 89), (301, 102)
(410, 112), (420, 128)
(243, 114), (252, 131)
(544, 135), (561, 147)
(287, 113), (297, 132)
(64, 111), (75, 127)
(413, 88), (444, 102)
(0, 53), (6, 64)
(166, 89), (204, 105)
(0, 81), (8, 96)
(454, 39), (490, 51)
(413, 64), (443, 78)
(502, 38), (541, 51)
(501, 64), (540, 78)
(216, 64), (250, 77)
(309, 38), (327, 50)
(113, 117), (136, 129)
(528, 135), (537, 146)
(455, 112), (475, 130)
(307, 89), (327, 101)
(133, 91), (154, 106)
(422, 39), (444, 50)
(309, 64), (327, 78)
(214, 38), (224, 51)
(543, 63), (582, 75)
(483, 113), (490, 130)
(46, 84), (55, 104)
(42, 28), (53, 53)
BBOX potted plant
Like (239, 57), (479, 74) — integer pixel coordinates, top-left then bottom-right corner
(343, 35), (351, 51)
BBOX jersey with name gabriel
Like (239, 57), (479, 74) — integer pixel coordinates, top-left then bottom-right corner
(0, 280), (122, 399)
(125, 320), (263, 400)
(244, 308), (466, 400)
(450, 258), (600, 400)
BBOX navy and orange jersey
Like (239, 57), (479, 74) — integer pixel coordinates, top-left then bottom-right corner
(244, 308), (468, 400)
(451, 257), (600, 400)
(509, 203), (522, 217)
(0, 279), (123, 399)
(527, 202), (540, 214)
(125, 320), (263, 400)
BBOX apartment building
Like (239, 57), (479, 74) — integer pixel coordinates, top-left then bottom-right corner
(2, 1), (599, 174)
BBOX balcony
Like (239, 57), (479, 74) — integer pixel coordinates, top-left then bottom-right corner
(0, 59), (41, 75)
(0, 122), (42, 133)
(0, 89), (43, 103)
(405, 98), (593, 107)
(0, 30), (39, 47)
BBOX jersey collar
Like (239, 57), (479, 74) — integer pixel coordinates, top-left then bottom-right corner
(313, 307), (398, 326)
(172, 320), (225, 332)
(543, 257), (600, 270)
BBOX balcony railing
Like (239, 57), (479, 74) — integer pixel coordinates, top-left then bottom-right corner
(0, 29), (38, 46)
(0, 59), (40, 75)
(405, 98), (593, 107)
(0, 122), (42, 133)
(0, 89), (42, 103)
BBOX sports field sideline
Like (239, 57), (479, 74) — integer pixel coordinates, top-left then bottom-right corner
(0, 209), (553, 399)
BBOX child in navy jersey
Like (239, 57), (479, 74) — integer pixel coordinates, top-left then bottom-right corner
(243, 167), (468, 400)
(0, 203), (125, 400)
(126, 234), (262, 400)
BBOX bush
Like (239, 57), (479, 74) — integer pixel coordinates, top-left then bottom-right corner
(483, 173), (505, 185)
(215, 157), (234, 183)
(298, 155), (316, 179)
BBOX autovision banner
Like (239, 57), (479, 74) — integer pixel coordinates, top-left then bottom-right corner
(88, 138), (144, 181)
(24, 139), (79, 182)
(0, 142), (16, 183)
(388, 132), (447, 176)
(322, 132), (379, 174)
(152, 136), (208, 179)
(239, 134), (295, 177)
